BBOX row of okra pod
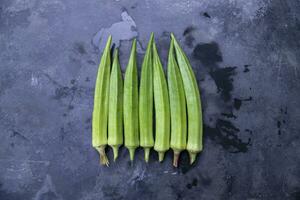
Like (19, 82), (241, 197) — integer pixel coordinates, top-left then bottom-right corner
(92, 33), (203, 167)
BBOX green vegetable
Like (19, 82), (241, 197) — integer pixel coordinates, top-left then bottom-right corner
(167, 38), (187, 167)
(171, 33), (203, 164)
(108, 48), (123, 161)
(139, 33), (154, 162)
(123, 39), (139, 161)
(152, 38), (170, 162)
(92, 36), (112, 166)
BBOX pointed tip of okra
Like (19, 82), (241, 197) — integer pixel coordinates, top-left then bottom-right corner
(144, 147), (151, 163)
(129, 39), (137, 57)
(96, 146), (110, 167)
(170, 33), (179, 46)
(189, 152), (197, 165)
(170, 37), (174, 46)
(128, 147), (136, 161)
(112, 146), (119, 162)
(145, 33), (154, 52)
(106, 35), (112, 46)
(102, 35), (112, 53)
(170, 33), (175, 39)
(168, 39), (175, 59)
(173, 151), (181, 168)
(132, 38), (137, 47)
(150, 32), (154, 41)
(114, 47), (119, 55)
(152, 39), (158, 55)
(158, 152), (165, 162)
(113, 48), (119, 63)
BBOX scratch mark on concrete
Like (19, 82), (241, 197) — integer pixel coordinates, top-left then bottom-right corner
(10, 130), (30, 142)
(33, 174), (63, 200)
(127, 166), (146, 185)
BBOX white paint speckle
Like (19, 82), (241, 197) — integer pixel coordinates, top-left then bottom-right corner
(31, 74), (39, 86)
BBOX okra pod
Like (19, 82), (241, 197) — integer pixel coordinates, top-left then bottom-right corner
(139, 33), (154, 162)
(171, 33), (203, 164)
(108, 48), (123, 161)
(152, 39), (170, 162)
(123, 39), (139, 161)
(92, 36), (112, 166)
(168, 39), (187, 167)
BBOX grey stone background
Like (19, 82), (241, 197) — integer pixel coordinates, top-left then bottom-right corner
(1, 0), (300, 199)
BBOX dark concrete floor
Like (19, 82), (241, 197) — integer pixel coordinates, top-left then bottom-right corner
(1, 0), (300, 199)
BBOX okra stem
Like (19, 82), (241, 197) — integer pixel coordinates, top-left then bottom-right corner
(144, 147), (151, 162)
(173, 151), (180, 167)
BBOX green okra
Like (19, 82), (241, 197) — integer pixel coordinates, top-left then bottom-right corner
(139, 33), (154, 162)
(108, 48), (123, 161)
(92, 36), (112, 166)
(171, 33), (203, 164)
(123, 39), (139, 161)
(168, 38), (187, 167)
(152, 39), (170, 162)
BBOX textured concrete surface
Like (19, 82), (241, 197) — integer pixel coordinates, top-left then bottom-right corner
(1, 0), (300, 199)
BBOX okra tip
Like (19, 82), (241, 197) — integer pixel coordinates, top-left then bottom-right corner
(95, 146), (109, 167)
(170, 33), (179, 47)
(173, 150), (181, 168)
(150, 32), (154, 41)
(114, 47), (119, 56)
(112, 146), (119, 162)
(132, 38), (137, 47)
(189, 152), (197, 165)
(144, 147), (151, 163)
(170, 33), (175, 39)
(106, 35), (112, 46)
(128, 147), (136, 161)
(158, 152), (165, 162)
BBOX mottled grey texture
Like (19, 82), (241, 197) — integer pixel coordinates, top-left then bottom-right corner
(0, 0), (300, 200)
